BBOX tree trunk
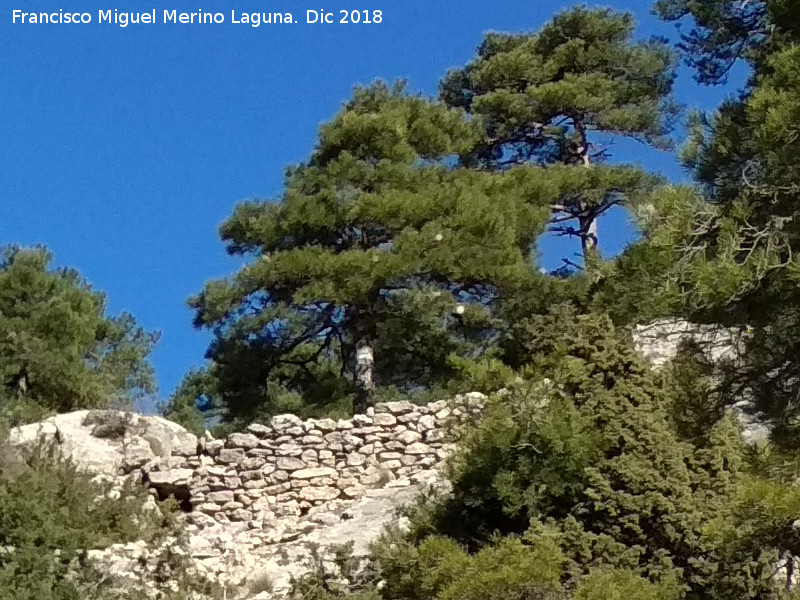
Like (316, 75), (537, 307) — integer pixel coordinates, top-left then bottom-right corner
(579, 212), (598, 261)
(353, 338), (375, 414)
(574, 118), (597, 265)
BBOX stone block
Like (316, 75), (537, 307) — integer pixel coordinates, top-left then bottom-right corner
(353, 414), (372, 426)
(372, 413), (397, 426)
(276, 457), (306, 470)
(217, 448), (246, 465)
(226, 433), (260, 449)
(229, 508), (254, 522)
(240, 470), (263, 481)
(378, 452), (403, 461)
(241, 457), (267, 470)
(315, 418), (337, 431)
(375, 400), (416, 414)
(243, 478), (268, 490)
(397, 430), (422, 444)
(206, 491), (235, 504)
(299, 486), (340, 502)
(246, 423), (272, 436)
(301, 449), (318, 461)
(270, 414), (302, 430)
(406, 442), (434, 455)
(223, 476), (243, 488)
(276, 443), (303, 457)
(417, 415), (436, 431)
(397, 412), (422, 424)
(291, 466), (338, 479)
(346, 453), (367, 467)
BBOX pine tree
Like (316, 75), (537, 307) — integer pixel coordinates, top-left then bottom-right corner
(655, 0), (800, 85)
(0, 246), (157, 422)
(190, 82), (552, 420)
(160, 367), (220, 435)
(440, 6), (676, 266)
(644, 0), (800, 445)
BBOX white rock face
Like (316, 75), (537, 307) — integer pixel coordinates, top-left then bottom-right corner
(632, 318), (768, 444)
(632, 318), (745, 368)
(8, 410), (198, 477)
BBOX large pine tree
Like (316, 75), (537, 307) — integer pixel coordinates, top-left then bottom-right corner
(440, 7), (677, 265)
(187, 8), (684, 423)
(190, 82), (552, 420)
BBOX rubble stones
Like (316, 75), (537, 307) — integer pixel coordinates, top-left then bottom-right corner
(226, 433), (260, 449)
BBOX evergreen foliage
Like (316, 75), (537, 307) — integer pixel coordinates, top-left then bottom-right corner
(160, 367), (220, 435)
(440, 6), (676, 263)
(639, 0), (800, 445)
(655, 0), (800, 84)
(366, 310), (797, 600)
(189, 81), (553, 421)
(186, 7), (683, 425)
(0, 246), (157, 424)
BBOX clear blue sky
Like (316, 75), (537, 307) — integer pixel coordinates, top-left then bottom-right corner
(1, 1), (743, 409)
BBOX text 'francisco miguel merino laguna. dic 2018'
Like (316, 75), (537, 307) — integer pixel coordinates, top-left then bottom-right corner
(11, 9), (385, 27)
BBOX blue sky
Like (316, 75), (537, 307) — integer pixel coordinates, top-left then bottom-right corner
(1, 1), (743, 408)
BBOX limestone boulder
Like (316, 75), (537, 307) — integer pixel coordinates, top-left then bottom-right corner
(7, 410), (197, 478)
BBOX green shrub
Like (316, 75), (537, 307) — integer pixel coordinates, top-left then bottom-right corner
(437, 537), (564, 600)
(0, 436), (185, 599)
(372, 307), (799, 599)
(0, 442), (170, 552)
(572, 569), (682, 600)
(372, 535), (469, 600)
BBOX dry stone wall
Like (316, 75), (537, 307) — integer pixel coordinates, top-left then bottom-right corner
(144, 394), (485, 529)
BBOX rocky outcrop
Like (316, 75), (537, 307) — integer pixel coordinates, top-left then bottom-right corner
(632, 318), (746, 367)
(8, 410), (199, 479)
(632, 318), (772, 443)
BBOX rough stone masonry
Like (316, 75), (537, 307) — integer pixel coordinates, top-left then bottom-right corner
(168, 395), (478, 525)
